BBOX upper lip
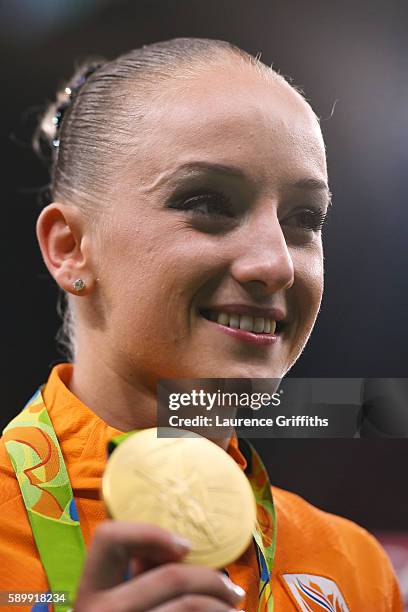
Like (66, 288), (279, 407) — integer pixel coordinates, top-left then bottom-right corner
(199, 304), (287, 322)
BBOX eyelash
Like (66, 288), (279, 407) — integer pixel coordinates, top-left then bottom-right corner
(170, 191), (328, 231)
(170, 192), (235, 217)
(283, 208), (328, 232)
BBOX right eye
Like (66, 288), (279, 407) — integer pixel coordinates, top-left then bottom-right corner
(169, 192), (235, 218)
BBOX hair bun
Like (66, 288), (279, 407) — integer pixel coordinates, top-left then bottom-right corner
(33, 58), (105, 160)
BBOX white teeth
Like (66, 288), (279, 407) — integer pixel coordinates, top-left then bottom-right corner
(208, 310), (277, 334)
(229, 314), (240, 329)
(254, 317), (265, 333)
(217, 312), (230, 325)
(239, 315), (254, 331)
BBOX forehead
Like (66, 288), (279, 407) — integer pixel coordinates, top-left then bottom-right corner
(128, 63), (327, 190)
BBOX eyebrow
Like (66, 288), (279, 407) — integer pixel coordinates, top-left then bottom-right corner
(171, 161), (246, 179)
(292, 177), (330, 193)
(169, 161), (331, 196)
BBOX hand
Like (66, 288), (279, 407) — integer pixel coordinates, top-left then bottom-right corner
(73, 521), (245, 612)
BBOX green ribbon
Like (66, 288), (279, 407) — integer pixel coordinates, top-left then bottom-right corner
(3, 387), (86, 611)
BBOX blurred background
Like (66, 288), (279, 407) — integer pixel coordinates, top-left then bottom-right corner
(1, 0), (407, 601)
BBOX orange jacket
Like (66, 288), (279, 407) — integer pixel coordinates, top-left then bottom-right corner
(0, 364), (402, 611)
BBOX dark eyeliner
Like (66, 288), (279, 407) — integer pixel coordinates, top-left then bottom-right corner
(284, 207), (329, 231)
(167, 190), (235, 218)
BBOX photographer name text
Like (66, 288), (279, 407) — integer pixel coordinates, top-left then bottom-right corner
(168, 415), (329, 428)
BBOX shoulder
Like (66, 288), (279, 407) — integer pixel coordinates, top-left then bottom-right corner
(272, 484), (392, 564)
(271, 486), (402, 610)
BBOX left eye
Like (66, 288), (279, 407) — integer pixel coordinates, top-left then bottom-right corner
(283, 208), (328, 231)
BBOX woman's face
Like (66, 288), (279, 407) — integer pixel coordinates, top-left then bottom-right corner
(93, 63), (330, 386)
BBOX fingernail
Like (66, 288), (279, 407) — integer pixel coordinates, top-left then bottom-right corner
(172, 535), (192, 552)
(221, 575), (245, 600)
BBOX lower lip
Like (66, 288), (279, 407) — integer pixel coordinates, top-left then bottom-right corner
(202, 317), (279, 346)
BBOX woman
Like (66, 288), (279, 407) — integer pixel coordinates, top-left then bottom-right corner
(0, 38), (402, 611)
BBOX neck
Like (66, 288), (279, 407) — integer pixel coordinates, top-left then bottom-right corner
(68, 349), (231, 450)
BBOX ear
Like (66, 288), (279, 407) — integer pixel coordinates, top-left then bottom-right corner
(36, 203), (96, 295)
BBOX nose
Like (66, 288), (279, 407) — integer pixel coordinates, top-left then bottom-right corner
(230, 211), (295, 295)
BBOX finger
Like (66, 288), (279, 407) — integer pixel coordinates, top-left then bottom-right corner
(151, 595), (241, 612)
(105, 564), (245, 612)
(79, 522), (191, 591)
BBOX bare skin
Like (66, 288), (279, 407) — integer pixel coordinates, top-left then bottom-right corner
(36, 58), (330, 610)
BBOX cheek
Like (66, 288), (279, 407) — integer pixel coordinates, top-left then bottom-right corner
(99, 220), (215, 329)
(292, 247), (324, 324)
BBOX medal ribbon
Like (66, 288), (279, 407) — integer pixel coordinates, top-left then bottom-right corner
(3, 386), (86, 612)
(236, 438), (276, 612)
(4, 391), (276, 612)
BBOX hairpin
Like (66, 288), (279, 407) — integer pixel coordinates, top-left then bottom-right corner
(52, 63), (102, 148)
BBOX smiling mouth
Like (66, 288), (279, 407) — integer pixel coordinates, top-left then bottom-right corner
(199, 309), (284, 335)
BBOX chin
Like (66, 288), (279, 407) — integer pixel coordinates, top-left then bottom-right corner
(195, 362), (287, 380)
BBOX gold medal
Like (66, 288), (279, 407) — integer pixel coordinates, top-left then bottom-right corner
(102, 428), (257, 568)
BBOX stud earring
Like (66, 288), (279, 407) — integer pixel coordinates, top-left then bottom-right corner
(72, 279), (86, 292)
